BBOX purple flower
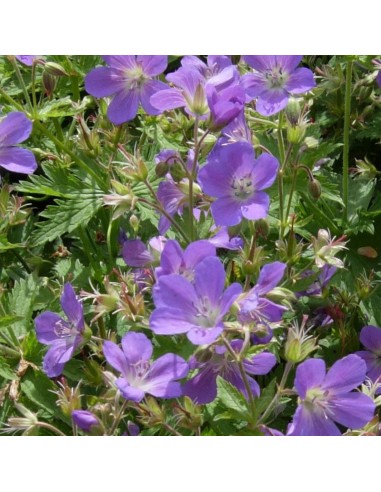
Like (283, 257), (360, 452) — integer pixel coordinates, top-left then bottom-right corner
(198, 142), (279, 226)
(206, 83), (245, 130)
(377, 71), (381, 88)
(122, 236), (167, 268)
(150, 256), (242, 345)
(155, 239), (216, 280)
(239, 262), (287, 327)
(103, 332), (188, 402)
(15, 55), (40, 66)
(184, 340), (276, 404)
(150, 58), (239, 118)
(72, 410), (100, 432)
(356, 326), (381, 384)
(287, 355), (375, 436)
(219, 111), (252, 146)
(85, 56), (168, 125)
(242, 56), (315, 116)
(0, 112), (37, 174)
(297, 264), (337, 297)
(181, 55), (233, 80)
(207, 226), (243, 250)
(35, 283), (85, 377)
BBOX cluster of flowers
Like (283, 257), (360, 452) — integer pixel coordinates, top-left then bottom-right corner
(6, 55), (381, 436)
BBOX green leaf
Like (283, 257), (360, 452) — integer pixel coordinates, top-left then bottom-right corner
(31, 193), (103, 246)
(8, 274), (40, 337)
(216, 376), (251, 420)
(38, 96), (89, 121)
(0, 234), (24, 252)
(255, 378), (277, 417)
(0, 315), (24, 329)
(0, 358), (16, 380)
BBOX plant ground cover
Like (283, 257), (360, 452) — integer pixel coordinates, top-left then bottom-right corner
(1, 55), (381, 436)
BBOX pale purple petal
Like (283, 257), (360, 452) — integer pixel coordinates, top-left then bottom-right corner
(187, 326), (223, 345)
(183, 366), (218, 404)
(251, 154), (279, 190)
(183, 240), (216, 269)
(150, 88), (185, 111)
(156, 240), (183, 276)
(0, 112), (32, 146)
(35, 312), (64, 344)
(241, 192), (270, 220)
(255, 262), (287, 295)
(211, 196), (242, 226)
(194, 257), (225, 306)
(242, 73), (268, 101)
(0, 147), (37, 174)
(360, 325), (381, 353)
(102, 56), (136, 70)
(140, 79), (169, 115)
(61, 283), (84, 330)
(150, 307), (196, 335)
(285, 67), (316, 94)
(243, 352), (277, 375)
(294, 358), (326, 399)
(121, 332), (153, 365)
(322, 354), (367, 394)
(256, 90), (289, 116)
(153, 274), (198, 310)
(219, 283), (242, 317)
(276, 56), (303, 72)
(328, 393), (375, 429)
(138, 55), (167, 76)
(16, 55), (38, 66)
(85, 67), (124, 97)
(116, 378), (146, 402)
(43, 339), (77, 377)
(243, 56), (277, 71)
(72, 410), (99, 432)
(287, 404), (341, 436)
(122, 239), (153, 267)
(356, 351), (381, 382)
(147, 353), (189, 383)
(225, 368), (260, 397)
(147, 381), (183, 399)
(103, 340), (129, 375)
(107, 88), (140, 124)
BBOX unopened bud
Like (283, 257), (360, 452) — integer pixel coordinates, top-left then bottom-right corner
(42, 72), (57, 98)
(254, 218), (269, 237)
(155, 162), (169, 177)
(129, 214), (139, 232)
(169, 162), (186, 182)
(44, 62), (68, 77)
(285, 98), (302, 125)
(136, 159), (148, 181)
(308, 178), (321, 200)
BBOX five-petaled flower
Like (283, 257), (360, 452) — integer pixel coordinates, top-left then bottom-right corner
(287, 355), (375, 436)
(85, 56), (168, 125)
(103, 332), (189, 402)
(242, 55), (315, 116)
(198, 142), (279, 226)
(35, 283), (85, 377)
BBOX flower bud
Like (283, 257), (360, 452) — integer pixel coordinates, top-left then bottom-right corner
(155, 162), (169, 178)
(254, 218), (269, 237)
(129, 214), (139, 233)
(308, 178), (321, 200)
(44, 61), (68, 77)
(42, 72), (57, 99)
(169, 161), (186, 182)
(285, 98), (302, 126)
(287, 124), (306, 144)
(136, 159), (148, 181)
(284, 317), (317, 363)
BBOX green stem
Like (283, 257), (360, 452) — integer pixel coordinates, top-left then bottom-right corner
(188, 117), (199, 242)
(342, 58), (353, 224)
(108, 400), (128, 436)
(277, 112), (286, 238)
(284, 165), (298, 224)
(10, 58), (34, 115)
(31, 63), (38, 113)
(257, 362), (293, 425)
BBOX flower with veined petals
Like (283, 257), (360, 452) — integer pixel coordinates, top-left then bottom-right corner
(150, 256), (242, 345)
(0, 112), (37, 174)
(34, 283), (85, 377)
(242, 56), (315, 116)
(103, 332), (188, 402)
(287, 355), (375, 436)
(184, 340), (276, 404)
(85, 56), (168, 125)
(356, 325), (381, 387)
(198, 142), (279, 226)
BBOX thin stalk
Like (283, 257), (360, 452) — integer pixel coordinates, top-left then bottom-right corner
(31, 62), (38, 113)
(36, 421), (66, 436)
(257, 361), (293, 425)
(188, 117), (199, 242)
(108, 400), (128, 436)
(277, 112), (286, 238)
(342, 58), (353, 224)
(10, 58), (34, 114)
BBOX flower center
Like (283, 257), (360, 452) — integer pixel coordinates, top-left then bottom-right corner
(194, 296), (220, 328)
(304, 387), (332, 415)
(125, 64), (148, 90)
(265, 67), (288, 89)
(129, 360), (151, 384)
(54, 319), (78, 338)
(231, 174), (254, 201)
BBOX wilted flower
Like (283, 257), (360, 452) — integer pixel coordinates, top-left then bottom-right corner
(288, 355), (375, 436)
(243, 56), (315, 116)
(0, 112), (37, 174)
(150, 256), (242, 345)
(311, 229), (347, 269)
(103, 332), (189, 401)
(198, 142), (279, 226)
(85, 56), (168, 124)
(34, 283), (85, 377)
